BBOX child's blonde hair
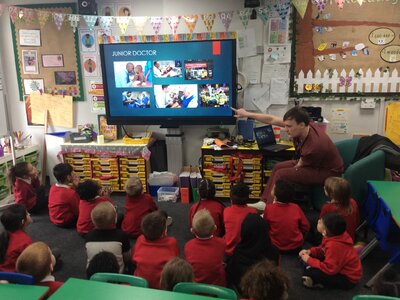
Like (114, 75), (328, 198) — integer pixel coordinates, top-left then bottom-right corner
(16, 242), (52, 282)
(192, 209), (215, 238)
(91, 202), (116, 229)
(324, 177), (352, 214)
(160, 257), (194, 291)
(125, 175), (143, 197)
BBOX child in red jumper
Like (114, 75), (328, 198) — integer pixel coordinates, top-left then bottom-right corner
(189, 179), (225, 237)
(48, 163), (80, 228)
(299, 212), (362, 289)
(16, 241), (63, 297)
(8, 162), (47, 213)
(76, 180), (114, 235)
(185, 209), (226, 286)
(132, 211), (179, 289)
(0, 204), (33, 272)
(121, 175), (158, 238)
(320, 177), (360, 241)
(264, 180), (310, 253)
(223, 183), (257, 256)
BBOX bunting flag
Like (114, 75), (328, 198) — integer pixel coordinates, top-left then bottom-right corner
(53, 13), (65, 30)
(218, 11), (234, 32)
(8, 6), (19, 23)
(256, 6), (272, 24)
(336, 0), (345, 8)
(274, 0), (291, 20)
(83, 15), (97, 31)
(37, 10), (50, 27)
(132, 17), (148, 35)
(357, 0), (363, 5)
(312, 0), (327, 14)
(237, 8), (252, 29)
(150, 17), (163, 34)
(166, 16), (181, 35)
(68, 14), (80, 32)
(201, 13), (216, 32)
(292, 0), (309, 19)
(99, 16), (113, 36)
(116, 16), (130, 35)
(22, 8), (36, 23)
(183, 15), (198, 34)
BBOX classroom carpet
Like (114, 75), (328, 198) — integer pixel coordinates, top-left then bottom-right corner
(25, 193), (389, 300)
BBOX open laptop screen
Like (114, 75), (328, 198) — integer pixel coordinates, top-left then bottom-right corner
(254, 125), (276, 147)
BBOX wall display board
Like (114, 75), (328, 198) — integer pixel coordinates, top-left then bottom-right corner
(11, 3), (83, 101)
(291, 1), (400, 97)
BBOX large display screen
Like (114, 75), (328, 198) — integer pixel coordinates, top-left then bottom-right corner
(100, 39), (237, 126)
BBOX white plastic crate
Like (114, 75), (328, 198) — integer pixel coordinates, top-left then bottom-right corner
(157, 187), (179, 202)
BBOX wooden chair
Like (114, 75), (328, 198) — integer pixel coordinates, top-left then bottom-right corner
(90, 273), (148, 288)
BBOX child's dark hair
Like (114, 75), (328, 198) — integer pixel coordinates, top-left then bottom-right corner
(160, 257), (194, 291)
(1, 203), (28, 232)
(0, 229), (9, 263)
(322, 212), (346, 237)
(198, 179), (216, 199)
(274, 180), (295, 203)
(53, 163), (73, 183)
(86, 251), (119, 279)
(231, 182), (250, 205)
(7, 161), (30, 185)
(141, 211), (167, 241)
(324, 177), (352, 214)
(240, 259), (289, 300)
(76, 180), (101, 201)
(283, 106), (310, 126)
(372, 265), (400, 297)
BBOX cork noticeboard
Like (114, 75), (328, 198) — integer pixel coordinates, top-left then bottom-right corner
(11, 3), (83, 101)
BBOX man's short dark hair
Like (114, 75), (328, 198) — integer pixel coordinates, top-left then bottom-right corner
(76, 180), (101, 201)
(53, 163), (73, 183)
(141, 211), (167, 241)
(231, 182), (250, 205)
(322, 212), (346, 237)
(274, 180), (295, 203)
(283, 106), (310, 126)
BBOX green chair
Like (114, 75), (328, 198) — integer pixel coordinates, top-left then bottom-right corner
(353, 295), (400, 300)
(311, 139), (385, 211)
(173, 282), (237, 300)
(90, 273), (148, 288)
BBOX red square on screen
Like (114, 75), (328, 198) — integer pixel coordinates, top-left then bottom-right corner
(212, 41), (221, 55)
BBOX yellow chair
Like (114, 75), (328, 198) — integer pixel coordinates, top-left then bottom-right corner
(90, 273), (148, 288)
(353, 295), (400, 300)
(173, 282), (237, 300)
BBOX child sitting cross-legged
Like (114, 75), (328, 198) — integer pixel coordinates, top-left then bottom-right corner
(185, 209), (226, 286)
(86, 251), (120, 279)
(85, 202), (131, 274)
(160, 257), (194, 291)
(299, 212), (362, 289)
(16, 241), (62, 297)
(264, 180), (310, 253)
(132, 211), (179, 289)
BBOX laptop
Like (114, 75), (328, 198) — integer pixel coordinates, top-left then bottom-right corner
(253, 125), (291, 152)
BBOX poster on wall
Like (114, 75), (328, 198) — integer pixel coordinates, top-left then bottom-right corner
(79, 29), (96, 52)
(89, 80), (105, 113)
(22, 50), (39, 74)
(19, 29), (41, 46)
(268, 18), (288, 45)
(82, 54), (98, 77)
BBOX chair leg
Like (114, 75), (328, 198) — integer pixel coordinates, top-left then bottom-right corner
(359, 238), (379, 260)
(365, 262), (393, 288)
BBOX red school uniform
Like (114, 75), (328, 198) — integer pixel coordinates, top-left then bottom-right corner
(307, 232), (363, 283)
(37, 276), (63, 297)
(48, 184), (80, 226)
(121, 193), (157, 238)
(132, 235), (179, 289)
(76, 196), (114, 235)
(189, 199), (225, 237)
(0, 230), (32, 272)
(184, 236), (226, 287)
(13, 177), (40, 211)
(264, 202), (310, 251)
(223, 205), (257, 255)
(319, 198), (360, 241)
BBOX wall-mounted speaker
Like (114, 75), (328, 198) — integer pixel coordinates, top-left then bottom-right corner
(78, 0), (98, 15)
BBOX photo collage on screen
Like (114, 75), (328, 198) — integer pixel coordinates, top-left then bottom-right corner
(114, 58), (230, 109)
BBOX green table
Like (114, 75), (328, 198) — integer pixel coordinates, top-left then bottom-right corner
(0, 283), (48, 299)
(49, 278), (219, 300)
(369, 180), (400, 225)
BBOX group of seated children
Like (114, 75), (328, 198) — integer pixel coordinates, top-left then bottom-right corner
(1, 161), (396, 299)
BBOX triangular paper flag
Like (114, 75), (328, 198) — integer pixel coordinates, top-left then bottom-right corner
(274, 0), (291, 20)
(37, 10), (50, 28)
(201, 13), (216, 32)
(218, 11), (234, 32)
(83, 15), (98, 31)
(99, 16), (113, 36)
(150, 17), (163, 35)
(312, 0), (327, 14)
(183, 15), (198, 34)
(166, 16), (181, 35)
(53, 13), (65, 30)
(8, 6), (20, 23)
(23, 8), (36, 23)
(68, 14), (80, 32)
(256, 6), (272, 24)
(292, 0), (309, 19)
(237, 8), (252, 29)
(357, 0), (363, 5)
(336, 0), (344, 8)
(116, 16), (130, 35)
(132, 17), (148, 35)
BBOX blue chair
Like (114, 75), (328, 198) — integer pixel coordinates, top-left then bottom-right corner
(0, 272), (35, 284)
(173, 282), (237, 300)
(353, 295), (400, 300)
(90, 272), (148, 288)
